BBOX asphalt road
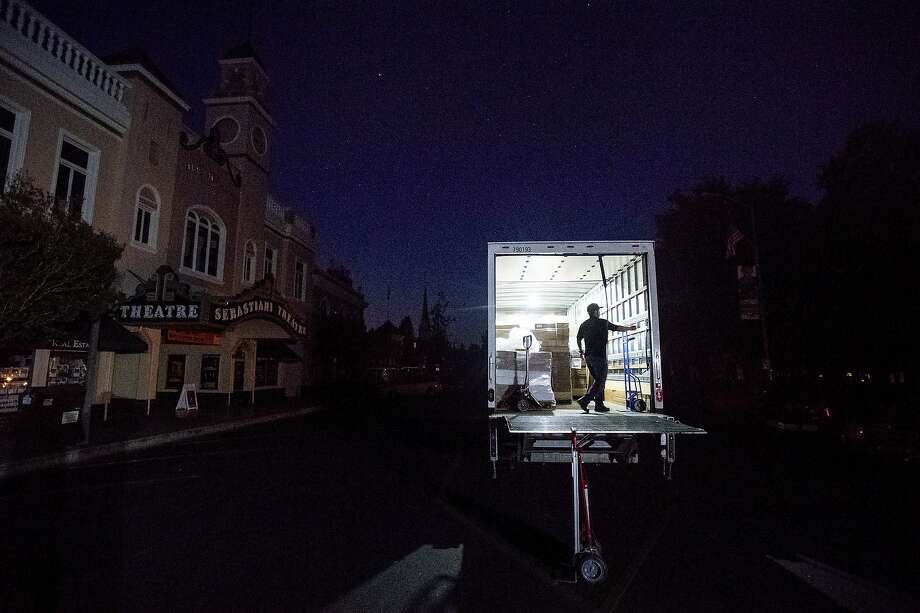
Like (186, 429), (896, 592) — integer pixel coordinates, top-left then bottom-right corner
(1, 396), (918, 612)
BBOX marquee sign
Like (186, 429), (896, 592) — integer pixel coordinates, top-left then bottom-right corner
(117, 303), (201, 323)
(116, 266), (202, 324)
(211, 298), (307, 337)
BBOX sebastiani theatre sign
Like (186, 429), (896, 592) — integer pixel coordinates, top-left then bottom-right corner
(116, 267), (306, 338)
(211, 298), (307, 337)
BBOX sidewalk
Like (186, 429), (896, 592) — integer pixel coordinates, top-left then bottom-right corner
(0, 400), (326, 480)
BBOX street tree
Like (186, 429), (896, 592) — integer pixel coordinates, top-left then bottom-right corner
(655, 177), (814, 415)
(0, 176), (122, 348)
(429, 292), (453, 365)
(815, 121), (920, 374)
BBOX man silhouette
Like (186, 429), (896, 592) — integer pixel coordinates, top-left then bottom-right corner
(576, 303), (636, 413)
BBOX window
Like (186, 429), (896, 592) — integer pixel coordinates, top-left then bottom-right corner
(255, 357), (278, 387)
(200, 355), (220, 390)
(132, 185), (160, 248)
(0, 100), (29, 190)
(181, 209), (225, 278)
(48, 353), (87, 386)
(294, 260), (306, 301)
(0, 106), (14, 188)
(242, 240), (256, 284)
(53, 137), (97, 221)
(166, 355), (186, 389)
(264, 245), (276, 279)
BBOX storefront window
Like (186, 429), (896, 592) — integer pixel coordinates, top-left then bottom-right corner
(47, 353), (87, 386)
(200, 354), (220, 390)
(166, 354), (186, 389)
(255, 358), (278, 387)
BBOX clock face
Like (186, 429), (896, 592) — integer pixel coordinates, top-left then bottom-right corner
(213, 117), (240, 144)
(251, 125), (267, 156)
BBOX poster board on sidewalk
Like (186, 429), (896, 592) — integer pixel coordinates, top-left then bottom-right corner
(175, 383), (199, 418)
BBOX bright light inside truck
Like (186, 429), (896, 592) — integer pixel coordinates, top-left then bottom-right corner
(493, 250), (654, 411)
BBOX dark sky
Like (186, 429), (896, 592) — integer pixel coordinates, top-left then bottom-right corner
(32, 1), (919, 343)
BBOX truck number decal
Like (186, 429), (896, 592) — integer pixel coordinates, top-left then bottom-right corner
(512, 246), (532, 253)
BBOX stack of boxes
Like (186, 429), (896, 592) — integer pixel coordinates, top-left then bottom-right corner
(571, 357), (589, 397)
(533, 323), (573, 403)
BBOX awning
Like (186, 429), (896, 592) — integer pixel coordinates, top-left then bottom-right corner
(44, 316), (148, 354)
(98, 318), (148, 353)
(256, 339), (301, 362)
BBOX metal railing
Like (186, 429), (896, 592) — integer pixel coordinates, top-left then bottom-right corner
(1, 0), (128, 104)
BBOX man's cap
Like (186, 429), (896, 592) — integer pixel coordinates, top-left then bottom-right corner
(587, 303), (600, 314)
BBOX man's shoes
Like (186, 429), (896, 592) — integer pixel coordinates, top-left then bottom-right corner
(594, 405), (611, 413)
(577, 396), (590, 412)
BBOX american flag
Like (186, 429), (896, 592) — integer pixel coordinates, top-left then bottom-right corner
(725, 225), (744, 259)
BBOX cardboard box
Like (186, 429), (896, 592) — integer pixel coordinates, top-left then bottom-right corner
(571, 366), (589, 396)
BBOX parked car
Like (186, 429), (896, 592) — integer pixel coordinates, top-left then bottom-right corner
(839, 390), (918, 461)
(365, 367), (443, 398)
(758, 382), (836, 434)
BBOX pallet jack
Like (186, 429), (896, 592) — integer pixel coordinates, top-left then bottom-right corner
(497, 335), (543, 412)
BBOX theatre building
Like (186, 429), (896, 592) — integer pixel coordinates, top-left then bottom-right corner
(2, 2), (363, 415)
(111, 46), (317, 411)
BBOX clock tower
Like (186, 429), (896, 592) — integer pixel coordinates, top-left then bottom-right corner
(203, 43), (276, 295)
(203, 43), (274, 179)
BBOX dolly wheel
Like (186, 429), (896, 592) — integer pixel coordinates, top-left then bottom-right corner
(517, 398), (530, 412)
(577, 551), (608, 585)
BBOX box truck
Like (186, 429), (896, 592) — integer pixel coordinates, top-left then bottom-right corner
(486, 241), (705, 583)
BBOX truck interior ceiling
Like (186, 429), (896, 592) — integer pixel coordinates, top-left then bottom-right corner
(494, 253), (652, 410)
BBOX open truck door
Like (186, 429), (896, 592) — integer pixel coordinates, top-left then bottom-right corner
(485, 241), (705, 584)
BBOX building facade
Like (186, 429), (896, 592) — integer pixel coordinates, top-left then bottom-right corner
(1, 1), (364, 412)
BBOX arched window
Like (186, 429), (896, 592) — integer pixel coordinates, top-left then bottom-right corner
(181, 208), (225, 278)
(132, 185), (159, 248)
(242, 240), (256, 284)
(263, 244), (276, 279)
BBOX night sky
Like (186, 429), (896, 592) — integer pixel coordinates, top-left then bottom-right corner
(31, 1), (919, 343)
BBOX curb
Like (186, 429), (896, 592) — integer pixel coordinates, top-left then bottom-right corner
(0, 406), (325, 480)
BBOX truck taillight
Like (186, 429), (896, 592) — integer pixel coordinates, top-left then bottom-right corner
(655, 384), (663, 402)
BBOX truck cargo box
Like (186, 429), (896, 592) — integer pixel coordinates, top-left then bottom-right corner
(488, 241), (664, 414)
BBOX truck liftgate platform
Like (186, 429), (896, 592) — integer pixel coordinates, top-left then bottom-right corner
(488, 408), (705, 584)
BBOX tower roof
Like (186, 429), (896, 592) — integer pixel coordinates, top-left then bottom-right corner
(223, 42), (266, 70)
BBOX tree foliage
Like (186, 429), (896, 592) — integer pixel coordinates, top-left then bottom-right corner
(0, 176), (123, 347)
(815, 122), (920, 370)
(655, 177), (814, 402)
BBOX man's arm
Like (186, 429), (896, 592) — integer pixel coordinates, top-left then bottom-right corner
(576, 325), (585, 356)
(608, 321), (638, 332)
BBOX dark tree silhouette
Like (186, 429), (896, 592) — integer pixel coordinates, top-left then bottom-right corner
(815, 121), (920, 375)
(0, 176), (122, 348)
